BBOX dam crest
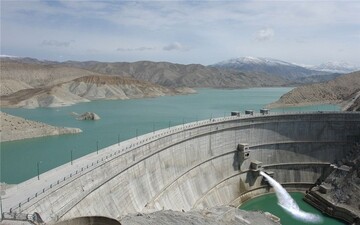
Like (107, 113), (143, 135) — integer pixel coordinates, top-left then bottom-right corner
(1, 112), (360, 224)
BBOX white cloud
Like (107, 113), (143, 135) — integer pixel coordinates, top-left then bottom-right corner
(116, 47), (155, 52)
(40, 40), (73, 47)
(2, 1), (360, 65)
(163, 42), (189, 51)
(256, 28), (274, 41)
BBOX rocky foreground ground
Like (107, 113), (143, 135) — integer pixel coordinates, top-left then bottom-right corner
(0, 112), (82, 142)
(304, 143), (360, 224)
(1, 206), (280, 225)
(119, 206), (280, 225)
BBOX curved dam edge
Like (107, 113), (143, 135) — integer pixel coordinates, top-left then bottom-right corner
(2, 112), (359, 224)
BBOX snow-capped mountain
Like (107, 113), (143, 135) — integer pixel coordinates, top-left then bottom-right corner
(215, 56), (295, 67)
(0, 54), (19, 58)
(309, 62), (360, 73)
(212, 57), (330, 80)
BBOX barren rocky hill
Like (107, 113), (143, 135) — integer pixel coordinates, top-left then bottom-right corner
(0, 75), (194, 108)
(2, 58), (288, 90)
(0, 57), (289, 109)
(212, 56), (331, 81)
(62, 60), (287, 88)
(68, 75), (192, 100)
(0, 111), (82, 142)
(268, 71), (360, 111)
(0, 59), (104, 90)
(0, 79), (33, 96)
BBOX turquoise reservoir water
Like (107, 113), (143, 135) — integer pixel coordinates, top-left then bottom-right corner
(240, 192), (345, 225)
(0, 88), (339, 184)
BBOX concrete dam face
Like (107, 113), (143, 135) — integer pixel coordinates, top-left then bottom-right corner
(3, 112), (360, 224)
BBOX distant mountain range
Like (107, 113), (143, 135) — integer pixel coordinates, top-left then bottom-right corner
(1, 55), (358, 108)
(0, 59), (195, 108)
(212, 57), (346, 82)
(306, 61), (360, 73)
(0, 56), (288, 89)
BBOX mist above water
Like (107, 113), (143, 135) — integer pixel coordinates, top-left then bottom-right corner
(260, 171), (323, 223)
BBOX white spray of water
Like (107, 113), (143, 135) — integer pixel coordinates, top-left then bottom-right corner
(260, 171), (323, 223)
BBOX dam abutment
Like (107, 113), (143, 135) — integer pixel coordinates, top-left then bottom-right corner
(2, 112), (359, 224)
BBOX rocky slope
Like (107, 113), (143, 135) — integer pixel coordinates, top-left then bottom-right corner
(0, 75), (193, 108)
(268, 71), (360, 110)
(0, 59), (104, 92)
(304, 143), (360, 223)
(1, 57), (288, 90)
(54, 206), (280, 225)
(0, 79), (33, 96)
(212, 56), (332, 82)
(0, 112), (82, 142)
(345, 95), (360, 111)
(119, 206), (280, 225)
(324, 145), (360, 214)
(63, 60), (287, 88)
(309, 61), (360, 73)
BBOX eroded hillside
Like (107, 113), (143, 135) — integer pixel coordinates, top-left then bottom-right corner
(268, 71), (360, 111)
(0, 112), (82, 142)
(0, 58), (197, 108)
(63, 60), (288, 88)
(0, 75), (193, 108)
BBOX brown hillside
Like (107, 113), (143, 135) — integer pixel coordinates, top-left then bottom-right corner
(0, 75), (195, 108)
(63, 61), (287, 88)
(0, 59), (126, 93)
(268, 71), (360, 110)
(0, 111), (82, 142)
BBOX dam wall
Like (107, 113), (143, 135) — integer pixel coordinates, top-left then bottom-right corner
(3, 112), (359, 224)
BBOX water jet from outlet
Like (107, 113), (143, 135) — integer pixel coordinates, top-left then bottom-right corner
(260, 171), (323, 223)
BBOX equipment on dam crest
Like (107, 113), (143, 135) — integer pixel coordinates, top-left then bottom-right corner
(231, 111), (241, 116)
(260, 109), (270, 115)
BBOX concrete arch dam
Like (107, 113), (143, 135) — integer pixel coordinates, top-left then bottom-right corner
(2, 112), (360, 224)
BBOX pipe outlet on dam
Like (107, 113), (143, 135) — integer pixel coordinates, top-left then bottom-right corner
(1, 112), (360, 224)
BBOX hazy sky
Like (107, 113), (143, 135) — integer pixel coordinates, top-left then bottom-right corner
(1, 0), (360, 65)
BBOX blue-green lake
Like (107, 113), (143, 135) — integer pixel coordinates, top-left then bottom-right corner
(240, 192), (346, 225)
(0, 88), (339, 184)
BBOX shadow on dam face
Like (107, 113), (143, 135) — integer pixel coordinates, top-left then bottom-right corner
(54, 217), (121, 225)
